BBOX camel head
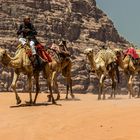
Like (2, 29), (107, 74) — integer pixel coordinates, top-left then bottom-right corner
(84, 48), (94, 57)
(0, 48), (11, 67)
(113, 48), (122, 56)
(0, 48), (6, 62)
(112, 48), (124, 61)
(84, 48), (96, 71)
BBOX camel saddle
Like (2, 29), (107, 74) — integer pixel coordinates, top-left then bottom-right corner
(124, 48), (139, 59)
(35, 43), (52, 62)
(25, 43), (52, 63)
(46, 47), (70, 63)
(124, 48), (140, 65)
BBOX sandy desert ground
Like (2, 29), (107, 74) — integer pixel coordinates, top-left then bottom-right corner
(0, 92), (140, 140)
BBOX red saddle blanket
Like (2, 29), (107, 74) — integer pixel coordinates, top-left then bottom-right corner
(124, 47), (139, 59)
(26, 44), (52, 62)
(35, 44), (52, 62)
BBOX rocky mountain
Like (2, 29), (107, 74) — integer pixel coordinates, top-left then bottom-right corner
(0, 0), (131, 93)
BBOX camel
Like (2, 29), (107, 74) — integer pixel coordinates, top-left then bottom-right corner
(84, 48), (120, 100)
(114, 48), (140, 98)
(0, 45), (56, 105)
(46, 43), (75, 100)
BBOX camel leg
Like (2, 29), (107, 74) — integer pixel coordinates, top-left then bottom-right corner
(69, 78), (74, 99)
(65, 77), (69, 99)
(11, 71), (21, 105)
(26, 74), (33, 104)
(52, 71), (60, 100)
(128, 75), (133, 98)
(111, 77), (116, 99)
(55, 80), (60, 100)
(111, 79), (116, 99)
(138, 73), (140, 98)
(62, 64), (74, 100)
(110, 71), (116, 99)
(125, 73), (130, 97)
(33, 72), (40, 104)
(99, 74), (105, 100)
(66, 77), (74, 99)
(47, 78), (56, 104)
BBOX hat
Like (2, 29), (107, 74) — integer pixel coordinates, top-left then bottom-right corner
(24, 16), (30, 21)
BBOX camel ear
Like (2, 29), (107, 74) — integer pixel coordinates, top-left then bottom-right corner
(2, 49), (6, 55)
(89, 49), (93, 53)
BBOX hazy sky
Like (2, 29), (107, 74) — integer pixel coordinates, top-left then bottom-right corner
(96, 0), (140, 46)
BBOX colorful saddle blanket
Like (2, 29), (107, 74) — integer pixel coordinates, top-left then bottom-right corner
(35, 44), (52, 62)
(124, 47), (139, 59)
(26, 43), (52, 62)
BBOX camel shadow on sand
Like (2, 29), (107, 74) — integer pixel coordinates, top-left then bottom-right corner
(10, 98), (81, 108)
(58, 98), (81, 102)
(10, 102), (62, 108)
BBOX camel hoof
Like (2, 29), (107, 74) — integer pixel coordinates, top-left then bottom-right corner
(132, 95), (135, 98)
(25, 100), (33, 105)
(48, 98), (51, 102)
(108, 96), (113, 99)
(71, 94), (75, 99)
(52, 100), (57, 104)
(16, 98), (21, 105)
(65, 96), (68, 100)
(56, 95), (60, 101)
(47, 95), (52, 102)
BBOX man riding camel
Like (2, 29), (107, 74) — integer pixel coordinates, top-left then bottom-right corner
(50, 39), (71, 61)
(17, 16), (37, 53)
(58, 40), (70, 58)
(17, 16), (52, 69)
(17, 16), (42, 69)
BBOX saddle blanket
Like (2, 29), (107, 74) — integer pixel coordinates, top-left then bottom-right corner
(26, 43), (52, 62)
(124, 47), (139, 59)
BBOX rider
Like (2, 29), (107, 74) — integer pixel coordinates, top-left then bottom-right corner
(58, 40), (71, 59)
(17, 16), (39, 68)
(124, 46), (139, 65)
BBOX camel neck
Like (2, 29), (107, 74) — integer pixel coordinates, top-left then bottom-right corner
(116, 56), (123, 69)
(2, 54), (14, 68)
(87, 53), (96, 70)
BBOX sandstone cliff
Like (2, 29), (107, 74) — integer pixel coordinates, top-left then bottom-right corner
(0, 0), (130, 93)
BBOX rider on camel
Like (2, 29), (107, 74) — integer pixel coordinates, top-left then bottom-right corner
(124, 46), (139, 65)
(17, 16), (37, 54)
(17, 16), (51, 69)
(58, 40), (71, 60)
(50, 39), (71, 61)
(17, 16), (39, 68)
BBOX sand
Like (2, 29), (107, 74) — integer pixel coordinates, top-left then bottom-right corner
(0, 93), (140, 140)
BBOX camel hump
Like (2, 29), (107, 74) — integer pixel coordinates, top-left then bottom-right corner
(106, 49), (117, 64)
(13, 45), (31, 68)
(95, 49), (116, 66)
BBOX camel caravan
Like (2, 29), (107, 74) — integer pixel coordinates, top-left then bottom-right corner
(0, 40), (75, 105)
(1, 40), (140, 104)
(84, 45), (140, 100)
(1, 16), (140, 105)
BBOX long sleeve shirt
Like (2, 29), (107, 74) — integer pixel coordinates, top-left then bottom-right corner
(17, 22), (37, 39)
